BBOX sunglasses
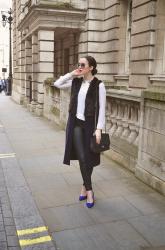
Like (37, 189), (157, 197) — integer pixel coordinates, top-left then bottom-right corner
(77, 63), (86, 68)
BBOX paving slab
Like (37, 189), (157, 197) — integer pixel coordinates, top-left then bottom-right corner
(124, 192), (165, 215)
(141, 247), (165, 250)
(53, 221), (150, 250)
(128, 213), (165, 246)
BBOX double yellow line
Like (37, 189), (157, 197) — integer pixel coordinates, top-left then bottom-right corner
(17, 226), (52, 247)
(0, 153), (16, 159)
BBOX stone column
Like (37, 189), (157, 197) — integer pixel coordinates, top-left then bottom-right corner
(35, 30), (54, 116)
(24, 39), (32, 107)
(20, 41), (25, 103)
(152, 0), (165, 76)
(12, 0), (26, 104)
(30, 33), (38, 112)
(129, 0), (157, 88)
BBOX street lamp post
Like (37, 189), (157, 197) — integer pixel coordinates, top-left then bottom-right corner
(1, 8), (13, 95)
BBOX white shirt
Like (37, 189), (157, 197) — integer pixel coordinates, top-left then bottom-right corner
(54, 73), (106, 129)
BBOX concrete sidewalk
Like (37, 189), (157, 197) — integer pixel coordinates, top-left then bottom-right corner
(0, 95), (165, 250)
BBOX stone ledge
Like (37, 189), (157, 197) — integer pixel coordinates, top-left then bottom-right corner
(104, 148), (136, 172)
(107, 88), (142, 102)
(149, 75), (165, 82)
(149, 75), (165, 88)
(111, 136), (138, 158)
(114, 74), (129, 81)
(142, 90), (165, 102)
(135, 165), (165, 196)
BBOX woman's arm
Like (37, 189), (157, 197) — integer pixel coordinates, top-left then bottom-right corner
(97, 82), (106, 129)
(95, 82), (106, 143)
(54, 69), (85, 89)
(54, 73), (73, 89)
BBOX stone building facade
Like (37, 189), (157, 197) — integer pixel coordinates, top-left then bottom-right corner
(12, 0), (165, 195)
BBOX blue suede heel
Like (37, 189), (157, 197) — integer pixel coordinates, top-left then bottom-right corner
(86, 192), (94, 208)
(79, 195), (87, 201)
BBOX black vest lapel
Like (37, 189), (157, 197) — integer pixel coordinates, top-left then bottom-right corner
(69, 77), (101, 118)
(69, 77), (83, 115)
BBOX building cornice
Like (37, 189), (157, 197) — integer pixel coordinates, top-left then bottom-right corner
(17, 5), (86, 34)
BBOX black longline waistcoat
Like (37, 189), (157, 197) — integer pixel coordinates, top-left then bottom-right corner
(63, 77), (101, 168)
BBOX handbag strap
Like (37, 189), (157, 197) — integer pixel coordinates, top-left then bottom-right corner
(94, 80), (106, 132)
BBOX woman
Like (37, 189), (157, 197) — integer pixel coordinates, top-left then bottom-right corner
(54, 56), (106, 208)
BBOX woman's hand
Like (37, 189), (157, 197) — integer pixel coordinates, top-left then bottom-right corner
(95, 129), (101, 144)
(71, 69), (84, 77)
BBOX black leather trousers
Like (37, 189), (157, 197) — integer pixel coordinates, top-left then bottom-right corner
(73, 119), (93, 191)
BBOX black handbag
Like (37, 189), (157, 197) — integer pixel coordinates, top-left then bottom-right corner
(90, 133), (110, 153)
(90, 82), (110, 154)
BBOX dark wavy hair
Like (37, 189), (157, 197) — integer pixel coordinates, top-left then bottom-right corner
(84, 56), (98, 75)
